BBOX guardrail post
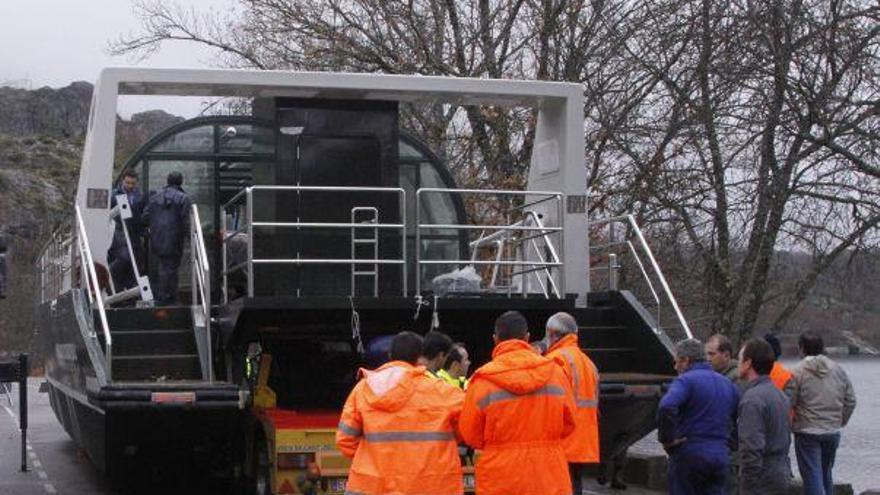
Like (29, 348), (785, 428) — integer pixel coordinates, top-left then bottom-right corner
(608, 253), (619, 290)
(19, 353), (27, 472)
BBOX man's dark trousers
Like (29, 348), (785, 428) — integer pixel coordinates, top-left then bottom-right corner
(154, 255), (181, 305)
(668, 447), (728, 495)
(569, 462), (586, 495)
(795, 432), (840, 495)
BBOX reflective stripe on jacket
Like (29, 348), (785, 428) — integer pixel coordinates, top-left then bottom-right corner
(336, 360), (465, 495)
(459, 339), (576, 495)
(547, 334), (600, 463)
(769, 361), (792, 391)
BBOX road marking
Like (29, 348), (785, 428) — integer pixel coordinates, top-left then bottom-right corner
(3, 399), (57, 494)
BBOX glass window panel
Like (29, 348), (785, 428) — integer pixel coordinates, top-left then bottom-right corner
(152, 125), (214, 153)
(399, 140), (424, 159)
(419, 164), (457, 225)
(218, 124), (276, 154)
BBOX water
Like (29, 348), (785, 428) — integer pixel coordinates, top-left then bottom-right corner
(630, 356), (880, 493)
(807, 356), (880, 493)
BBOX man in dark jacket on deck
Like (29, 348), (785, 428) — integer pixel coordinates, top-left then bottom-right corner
(736, 338), (791, 495)
(107, 170), (146, 291)
(659, 338), (739, 495)
(144, 172), (191, 305)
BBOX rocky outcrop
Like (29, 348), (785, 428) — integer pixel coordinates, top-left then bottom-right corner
(0, 82), (93, 138)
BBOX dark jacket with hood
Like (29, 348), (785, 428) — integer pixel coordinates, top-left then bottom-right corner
(143, 185), (191, 258)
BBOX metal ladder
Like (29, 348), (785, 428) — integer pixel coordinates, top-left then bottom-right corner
(351, 207), (379, 297)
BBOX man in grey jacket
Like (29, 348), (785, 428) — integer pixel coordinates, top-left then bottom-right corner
(737, 338), (791, 495)
(786, 331), (857, 495)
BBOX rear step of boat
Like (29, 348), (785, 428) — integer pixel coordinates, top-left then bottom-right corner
(91, 306), (244, 410)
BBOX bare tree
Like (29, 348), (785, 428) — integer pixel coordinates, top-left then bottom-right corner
(112, 0), (880, 342)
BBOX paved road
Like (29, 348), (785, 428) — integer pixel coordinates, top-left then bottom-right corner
(0, 378), (660, 495)
(0, 379), (112, 495)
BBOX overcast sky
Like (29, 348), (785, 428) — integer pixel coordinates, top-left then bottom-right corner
(0, 0), (235, 117)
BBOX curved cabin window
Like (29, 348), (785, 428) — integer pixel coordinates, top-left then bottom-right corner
(119, 118), (463, 300)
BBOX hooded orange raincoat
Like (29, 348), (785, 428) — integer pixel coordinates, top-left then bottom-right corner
(336, 360), (465, 495)
(546, 333), (600, 463)
(459, 339), (576, 495)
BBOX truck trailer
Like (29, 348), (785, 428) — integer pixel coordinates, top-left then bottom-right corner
(36, 68), (686, 493)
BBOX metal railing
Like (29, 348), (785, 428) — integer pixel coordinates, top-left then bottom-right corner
(222, 186), (407, 300)
(589, 214), (692, 339)
(190, 205), (213, 382)
(468, 210), (563, 298)
(74, 206), (113, 380)
(416, 188), (565, 296)
(104, 194), (153, 306)
(37, 228), (73, 304)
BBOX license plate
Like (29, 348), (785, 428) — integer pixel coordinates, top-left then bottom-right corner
(329, 478), (347, 492)
(463, 474), (475, 490)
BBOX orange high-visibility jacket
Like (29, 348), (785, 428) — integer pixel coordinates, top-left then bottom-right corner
(546, 333), (601, 463)
(459, 339), (576, 495)
(770, 361), (793, 391)
(336, 360), (465, 495)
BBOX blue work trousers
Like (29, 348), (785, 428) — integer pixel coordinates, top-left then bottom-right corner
(668, 448), (728, 495)
(795, 432), (840, 495)
(153, 255), (182, 305)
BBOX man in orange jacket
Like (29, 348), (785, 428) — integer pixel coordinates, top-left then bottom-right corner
(459, 311), (577, 495)
(336, 331), (465, 495)
(764, 334), (793, 391)
(545, 312), (601, 495)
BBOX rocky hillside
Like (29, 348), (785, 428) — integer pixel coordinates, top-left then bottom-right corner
(0, 82), (183, 358)
(0, 82), (92, 138)
(0, 133), (81, 356)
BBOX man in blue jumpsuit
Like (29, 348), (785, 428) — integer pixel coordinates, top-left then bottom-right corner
(659, 338), (739, 495)
(144, 172), (191, 305)
(107, 170), (146, 291)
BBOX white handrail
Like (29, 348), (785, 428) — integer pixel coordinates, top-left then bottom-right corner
(625, 240), (662, 331)
(590, 214), (693, 339)
(190, 205), (213, 382)
(75, 206), (112, 381)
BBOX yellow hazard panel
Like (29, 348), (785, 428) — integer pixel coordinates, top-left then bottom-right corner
(275, 428), (336, 453)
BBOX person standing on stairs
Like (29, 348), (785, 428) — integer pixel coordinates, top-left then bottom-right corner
(143, 171), (191, 306)
(107, 170), (146, 292)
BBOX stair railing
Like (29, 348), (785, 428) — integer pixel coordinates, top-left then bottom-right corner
(105, 194), (153, 306)
(467, 210), (562, 298)
(74, 205), (112, 381)
(589, 214), (693, 339)
(190, 205), (213, 382)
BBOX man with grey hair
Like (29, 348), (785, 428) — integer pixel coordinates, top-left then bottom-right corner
(544, 312), (600, 495)
(659, 338), (739, 494)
